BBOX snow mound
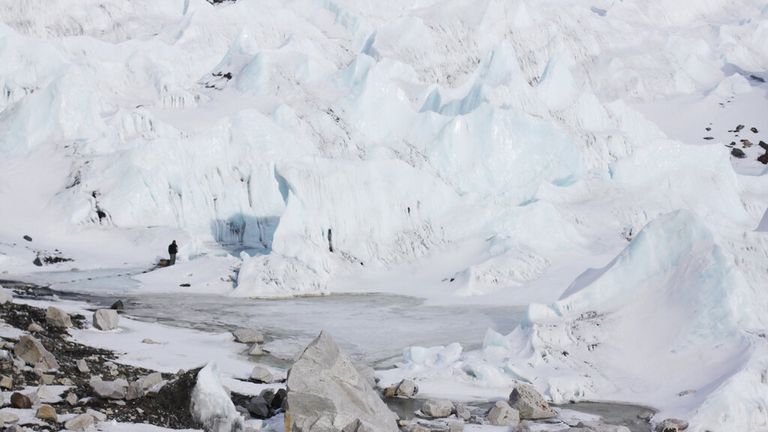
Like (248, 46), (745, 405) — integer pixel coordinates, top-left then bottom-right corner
(190, 363), (244, 432)
(387, 211), (768, 431)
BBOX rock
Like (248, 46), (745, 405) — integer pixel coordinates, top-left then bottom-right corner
(190, 363), (244, 432)
(126, 372), (164, 400)
(751, 127), (759, 133)
(90, 376), (129, 399)
(657, 418), (689, 432)
(487, 400), (519, 426)
(86, 409), (107, 422)
(142, 338), (161, 344)
(11, 392), (32, 408)
(77, 359), (90, 373)
(759, 141), (768, 151)
(36, 404), (57, 422)
(421, 399), (454, 418)
(286, 331), (399, 432)
(45, 306), (73, 328)
(66, 392), (79, 405)
(93, 309), (119, 331)
(268, 388), (286, 411)
(395, 379), (418, 398)
(759, 152), (768, 165)
(342, 418), (374, 432)
(731, 148), (746, 158)
(14, 335), (59, 369)
(246, 395), (271, 418)
(40, 374), (55, 385)
(410, 425), (430, 432)
(454, 403), (471, 421)
(27, 323), (44, 333)
(735, 124), (745, 132)
(233, 328), (264, 344)
(33, 256), (43, 267)
(250, 365), (276, 383)
(23, 235), (32, 242)
(65, 414), (95, 431)
(0, 375), (13, 389)
(508, 383), (556, 420)
(110, 300), (125, 310)
(248, 344), (265, 356)
(0, 411), (19, 424)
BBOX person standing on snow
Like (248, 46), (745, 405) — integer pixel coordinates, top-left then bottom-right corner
(168, 240), (178, 265)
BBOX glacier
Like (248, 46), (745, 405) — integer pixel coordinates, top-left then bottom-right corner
(1, 0), (767, 430)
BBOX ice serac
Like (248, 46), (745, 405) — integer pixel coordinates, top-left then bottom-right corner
(519, 210), (768, 431)
(190, 363), (244, 432)
(286, 331), (399, 432)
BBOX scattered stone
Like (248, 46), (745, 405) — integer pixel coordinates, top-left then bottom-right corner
(233, 328), (264, 344)
(735, 124), (745, 132)
(27, 322), (44, 333)
(454, 403), (471, 421)
(751, 127), (759, 133)
(65, 392), (79, 405)
(395, 379), (419, 398)
(86, 408), (108, 422)
(45, 306), (73, 328)
(248, 344), (265, 356)
(65, 413), (95, 431)
(250, 365), (276, 383)
(0, 411), (20, 424)
(0, 375), (12, 389)
(246, 395), (271, 418)
(705, 127), (711, 131)
(36, 404), (57, 422)
(750, 74), (766, 83)
(421, 399), (454, 418)
(487, 400), (519, 426)
(110, 300), (125, 310)
(657, 418), (689, 432)
(23, 235), (32, 242)
(33, 256), (43, 267)
(508, 383), (556, 420)
(702, 136), (714, 140)
(179, 283), (191, 287)
(13, 335), (59, 369)
(77, 359), (90, 373)
(90, 376), (129, 399)
(40, 374), (55, 385)
(127, 372), (164, 400)
(741, 139), (754, 147)
(10, 392), (32, 408)
(731, 148), (746, 158)
(93, 309), (119, 331)
(286, 331), (399, 432)
(760, 141), (768, 150)
(142, 338), (161, 344)
(759, 153), (768, 164)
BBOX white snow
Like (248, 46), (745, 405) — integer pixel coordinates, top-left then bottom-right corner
(1, 0), (768, 431)
(190, 363), (244, 432)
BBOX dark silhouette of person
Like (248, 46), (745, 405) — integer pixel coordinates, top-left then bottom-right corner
(168, 240), (178, 265)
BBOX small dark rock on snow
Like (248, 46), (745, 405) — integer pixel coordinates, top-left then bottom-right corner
(731, 148), (746, 158)
(23, 235), (32, 242)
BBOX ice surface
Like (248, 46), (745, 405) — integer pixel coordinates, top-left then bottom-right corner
(1, 0), (768, 430)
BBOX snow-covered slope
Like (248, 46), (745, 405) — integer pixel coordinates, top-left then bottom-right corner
(1, 0), (768, 430)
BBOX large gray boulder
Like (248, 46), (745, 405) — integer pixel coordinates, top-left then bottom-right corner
(508, 383), (556, 419)
(45, 306), (73, 328)
(286, 331), (399, 432)
(93, 309), (119, 331)
(13, 335), (59, 369)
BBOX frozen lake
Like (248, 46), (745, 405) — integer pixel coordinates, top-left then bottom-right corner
(11, 270), (525, 367)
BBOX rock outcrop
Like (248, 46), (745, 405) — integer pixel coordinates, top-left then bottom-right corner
(285, 331), (399, 432)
